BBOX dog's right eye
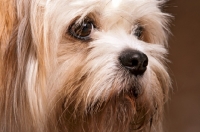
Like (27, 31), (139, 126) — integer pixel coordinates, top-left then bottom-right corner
(69, 19), (95, 41)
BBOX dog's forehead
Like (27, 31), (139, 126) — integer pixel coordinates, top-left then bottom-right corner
(67, 0), (159, 12)
(56, 0), (161, 24)
(45, 0), (161, 22)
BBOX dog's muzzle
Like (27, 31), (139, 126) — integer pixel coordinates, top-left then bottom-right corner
(119, 49), (148, 76)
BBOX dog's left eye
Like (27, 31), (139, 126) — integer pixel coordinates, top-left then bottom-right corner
(69, 19), (94, 40)
(133, 25), (144, 39)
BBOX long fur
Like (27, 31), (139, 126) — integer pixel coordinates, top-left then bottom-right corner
(0, 0), (171, 132)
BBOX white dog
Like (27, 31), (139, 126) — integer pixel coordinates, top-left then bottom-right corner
(0, 0), (171, 131)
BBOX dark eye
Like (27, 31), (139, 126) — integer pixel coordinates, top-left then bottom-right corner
(134, 25), (144, 39)
(69, 18), (94, 40)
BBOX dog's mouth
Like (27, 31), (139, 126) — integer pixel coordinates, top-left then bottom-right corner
(85, 85), (142, 112)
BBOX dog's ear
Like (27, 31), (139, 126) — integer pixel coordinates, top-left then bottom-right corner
(0, 0), (16, 53)
(0, 0), (42, 131)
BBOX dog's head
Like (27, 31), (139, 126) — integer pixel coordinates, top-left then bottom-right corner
(44, 0), (171, 131)
(1, 0), (171, 131)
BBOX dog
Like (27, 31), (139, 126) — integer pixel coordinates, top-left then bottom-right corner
(0, 0), (171, 131)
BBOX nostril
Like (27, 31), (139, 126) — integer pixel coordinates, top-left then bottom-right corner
(132, 58), (139, 67)
(142, 58), (148, 68)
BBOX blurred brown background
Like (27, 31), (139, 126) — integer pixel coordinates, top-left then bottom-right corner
(165, 0), (200, 132)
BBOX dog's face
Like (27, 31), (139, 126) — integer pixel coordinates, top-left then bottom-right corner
(1, 0), (171, 132)
(39, 0), (171, 131)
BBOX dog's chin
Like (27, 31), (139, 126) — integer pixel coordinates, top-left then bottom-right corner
(59, 76), (152, 132)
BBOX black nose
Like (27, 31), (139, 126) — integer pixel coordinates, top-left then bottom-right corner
(119, 49), (148, 76)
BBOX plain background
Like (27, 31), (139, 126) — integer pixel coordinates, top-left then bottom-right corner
(164, 0), (200, 132)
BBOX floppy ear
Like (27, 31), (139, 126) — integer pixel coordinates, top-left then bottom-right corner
(0, 0), (46, 131)
(0, 0), (16, 52)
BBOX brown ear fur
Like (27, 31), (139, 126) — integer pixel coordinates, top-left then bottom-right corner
(0, 0), (16, 94)
(0, 0), (16, 52)
(0, 0), (45, 131)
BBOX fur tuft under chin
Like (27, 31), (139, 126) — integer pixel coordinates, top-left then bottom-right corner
(0, 0), (171, 132)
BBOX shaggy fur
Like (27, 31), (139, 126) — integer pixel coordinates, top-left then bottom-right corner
(0, 0), (171, 132)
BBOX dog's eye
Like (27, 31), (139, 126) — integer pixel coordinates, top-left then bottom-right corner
(133, 25), (144, 39)
(69, 19), (94, 40)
